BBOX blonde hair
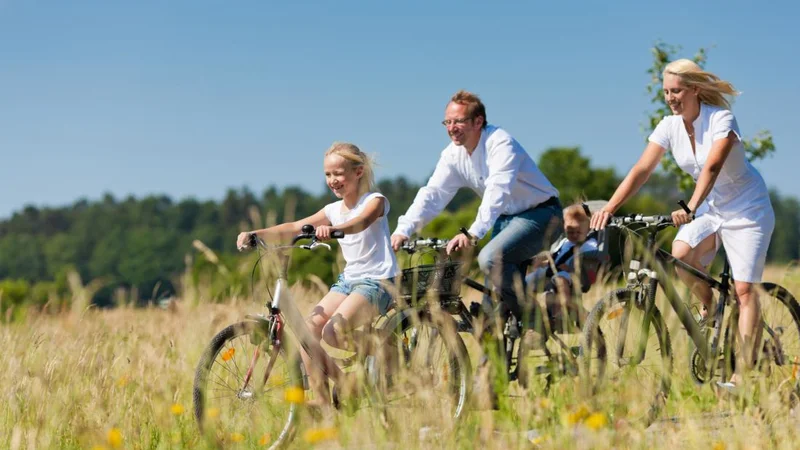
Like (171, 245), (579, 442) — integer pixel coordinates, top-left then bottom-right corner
(663, 59), (739, 109)
(325, 142), (375, 196)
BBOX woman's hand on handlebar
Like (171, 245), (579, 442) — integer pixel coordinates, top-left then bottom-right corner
(590, 208), (613, 230)
(670, 208), (693, 227)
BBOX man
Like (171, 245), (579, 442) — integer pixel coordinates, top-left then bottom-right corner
(391, 90), (561, 323)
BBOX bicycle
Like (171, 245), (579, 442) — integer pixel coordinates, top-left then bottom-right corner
(580, 203), (800, 425)
(192, 225), (470, 449)
(397, 228), (602, 401)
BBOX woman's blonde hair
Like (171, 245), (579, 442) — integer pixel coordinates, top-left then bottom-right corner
(663, 59), (739, 110)
(325, 142), (375, 196)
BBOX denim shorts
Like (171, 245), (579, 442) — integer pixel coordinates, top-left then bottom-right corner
(330, 274), (395, 315)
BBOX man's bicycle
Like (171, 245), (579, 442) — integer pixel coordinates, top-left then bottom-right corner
(398, 229), (601, 400)
(192, 225), (470, 449)
(580, 205), (800, 425)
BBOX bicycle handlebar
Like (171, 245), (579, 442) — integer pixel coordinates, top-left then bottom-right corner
(607, 214), (674, 227)
(400, 237), (449, 253)
(244, 224), (344, 251)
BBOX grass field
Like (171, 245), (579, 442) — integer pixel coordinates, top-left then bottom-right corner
(4, 265), (800, 449)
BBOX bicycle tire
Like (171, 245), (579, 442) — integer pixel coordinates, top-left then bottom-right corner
(580, 287), (673, 425)
(372, 307), (471, 426)
(193, 320), (303, 449)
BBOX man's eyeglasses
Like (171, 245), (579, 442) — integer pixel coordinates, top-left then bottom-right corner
(441, 117), (473, 127)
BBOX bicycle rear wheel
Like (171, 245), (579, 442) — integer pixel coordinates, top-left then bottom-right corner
(580, 287), (673, 425)
(193, 320), (303, 449)
(721, 282), (800, 406)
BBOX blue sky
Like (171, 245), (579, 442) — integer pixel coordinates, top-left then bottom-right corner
(1, 0), (797, 219)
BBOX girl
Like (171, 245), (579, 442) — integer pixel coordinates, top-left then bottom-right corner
(237, 142), (398, 404)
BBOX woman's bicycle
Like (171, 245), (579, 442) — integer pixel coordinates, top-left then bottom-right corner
(580, 204), (800, 425)
(192, 225), (470, 449)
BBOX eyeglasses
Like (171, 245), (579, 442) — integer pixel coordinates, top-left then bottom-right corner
(441, 117), (473, 127)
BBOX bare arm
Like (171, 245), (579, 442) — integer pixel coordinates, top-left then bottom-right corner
(240, 208), (330, 245)
(686, 131), (737, 212)
(329, 197), (386, 235)
(605, 142), (666, 213)
(590, 142), (665, 230)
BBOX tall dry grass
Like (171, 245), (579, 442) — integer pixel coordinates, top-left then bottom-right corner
(3, 265), (800, 449)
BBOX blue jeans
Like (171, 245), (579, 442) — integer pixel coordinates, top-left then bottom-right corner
(477, 200), (563, 322)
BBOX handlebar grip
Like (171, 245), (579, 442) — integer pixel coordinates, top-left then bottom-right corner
(677, 200), (691, 214)
(581, 203), (592, 217)
(331, 230), (345, 239)
(247, 233), (258, 248)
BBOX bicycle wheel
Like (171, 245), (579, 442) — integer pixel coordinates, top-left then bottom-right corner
(371, 308), (471, 429)
(580, 287), (673, 425)
(193, 320), (303, 449)
(721, 282), (800, 406)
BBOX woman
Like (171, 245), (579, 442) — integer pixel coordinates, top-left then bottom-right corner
(590, 59), (775, 386)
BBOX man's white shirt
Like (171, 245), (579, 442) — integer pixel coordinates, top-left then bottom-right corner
(394, 125), (558, 239)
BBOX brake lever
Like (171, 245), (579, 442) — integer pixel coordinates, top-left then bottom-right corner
(302, 240), (331, 251)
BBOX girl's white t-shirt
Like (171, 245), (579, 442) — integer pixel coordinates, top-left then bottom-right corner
(323, 192), (399, 281)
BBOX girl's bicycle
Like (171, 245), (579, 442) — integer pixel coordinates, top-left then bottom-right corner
(580, 205), (800, 425)
(192, 225), (470, 449)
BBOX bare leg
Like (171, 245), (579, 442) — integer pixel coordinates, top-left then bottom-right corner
(300, 291), (348, 405)
(321, 292), (380, 353)
(672, 235), (717, 317)
(321, 293), (380, 397)
(732, 281), (762, 384)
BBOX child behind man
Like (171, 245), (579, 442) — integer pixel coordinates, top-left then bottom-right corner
(526, 203), (604, 334)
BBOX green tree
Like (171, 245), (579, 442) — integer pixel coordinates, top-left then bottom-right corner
(537, 147), (619, 204)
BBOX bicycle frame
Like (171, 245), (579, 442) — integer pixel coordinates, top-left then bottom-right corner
(249, 243), (345, 384)
(621, 224), (734, 374)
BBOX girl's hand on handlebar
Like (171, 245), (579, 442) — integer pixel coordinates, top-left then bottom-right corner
(315, 225), (337, 241)
(236, 232), (254, 250)
(590, 209), (613, 230)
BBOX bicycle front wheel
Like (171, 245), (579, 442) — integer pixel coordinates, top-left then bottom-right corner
(580, 287), (673, 425)
(193, 320), (303, 449)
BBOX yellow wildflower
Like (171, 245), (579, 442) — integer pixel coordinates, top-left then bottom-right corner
(303, 427), (339, 444)
(171, 403), (185, 415)
(284, 386), (305, 404)
(258, 433), (272, 446)
(117, 376), (129, 387)
(584, 412), (608, 430)
(712, 442), (726, 450)
(206, 407), (220, 419)
(107, 428), (123, 449)
(230, 432), (245, 443)
(564, 403), (591, 425)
